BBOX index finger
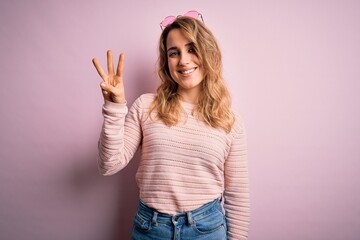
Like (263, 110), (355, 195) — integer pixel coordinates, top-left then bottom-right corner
(92, 58), (107, 81)
(116, 53), (125, 78)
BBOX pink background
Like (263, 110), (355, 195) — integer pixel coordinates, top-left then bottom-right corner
(1, 1), (359, 239)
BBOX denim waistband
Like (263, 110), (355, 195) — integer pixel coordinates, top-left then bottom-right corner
(137, 198), (223, 226)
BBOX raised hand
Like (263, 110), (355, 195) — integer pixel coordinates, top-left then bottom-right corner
(92, 50), (126, 103)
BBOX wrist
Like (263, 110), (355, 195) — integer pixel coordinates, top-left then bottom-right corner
(112, 95), (126, 104)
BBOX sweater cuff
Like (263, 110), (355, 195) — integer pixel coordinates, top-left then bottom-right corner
(103, 100), (128, 114)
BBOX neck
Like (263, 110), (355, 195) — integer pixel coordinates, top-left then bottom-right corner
(177, 89), (200, 104)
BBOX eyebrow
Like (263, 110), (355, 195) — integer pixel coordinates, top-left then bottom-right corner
(167, 42), (194, 52)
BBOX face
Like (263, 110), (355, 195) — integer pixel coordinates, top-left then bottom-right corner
(166, 29), (205, 102)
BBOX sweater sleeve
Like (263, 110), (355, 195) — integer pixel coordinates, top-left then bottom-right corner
(224, 117), (250, 240)
(97, 97), (143, 176)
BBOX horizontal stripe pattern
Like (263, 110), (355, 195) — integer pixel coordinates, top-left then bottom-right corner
(98, 93), (250, 239)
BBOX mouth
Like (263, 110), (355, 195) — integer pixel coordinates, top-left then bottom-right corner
(178, 67), (197, 75)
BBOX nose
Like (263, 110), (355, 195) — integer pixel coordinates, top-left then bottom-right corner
(179, 51), (190, 66)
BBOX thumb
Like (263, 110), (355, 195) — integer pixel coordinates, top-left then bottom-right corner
(100, 82), (112, 101)
(100, 82), (115, 92)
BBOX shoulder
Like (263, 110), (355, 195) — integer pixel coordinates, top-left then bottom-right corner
(131, 93), (156, 109)
(231, 113), (246, 136)
(137, 93), (156, 103)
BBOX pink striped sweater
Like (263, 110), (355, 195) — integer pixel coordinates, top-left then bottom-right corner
(98, 93), (250, 239)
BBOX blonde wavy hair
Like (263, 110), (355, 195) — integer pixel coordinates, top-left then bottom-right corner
(149, 17), (235, 133)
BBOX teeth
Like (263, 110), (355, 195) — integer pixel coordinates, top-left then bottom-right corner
(181, 68), (195, 74)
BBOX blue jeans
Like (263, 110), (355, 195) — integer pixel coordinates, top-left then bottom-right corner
(130, 198), (227, 240)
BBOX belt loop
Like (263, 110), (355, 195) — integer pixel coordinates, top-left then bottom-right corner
(152, 211), (158, 226)
(187, 211), (195, 226)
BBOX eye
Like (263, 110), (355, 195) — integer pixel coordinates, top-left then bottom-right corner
(168, 51), (178, 57)
(188, 47), (196, 53)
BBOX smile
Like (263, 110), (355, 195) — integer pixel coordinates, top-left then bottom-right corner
(178, 68), (196, 74)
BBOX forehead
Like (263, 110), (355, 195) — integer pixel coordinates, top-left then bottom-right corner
(166, 29), (191, 49)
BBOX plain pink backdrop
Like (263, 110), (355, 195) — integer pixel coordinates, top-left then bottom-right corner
(1, 0), (359, 239)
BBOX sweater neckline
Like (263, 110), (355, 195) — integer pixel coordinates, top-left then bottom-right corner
(180, 100), (196, 110)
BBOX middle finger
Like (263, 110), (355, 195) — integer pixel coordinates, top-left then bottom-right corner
(107, 50), (115, 75)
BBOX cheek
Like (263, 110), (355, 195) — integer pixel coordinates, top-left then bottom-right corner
(166, 61), (176, 80)
(198, 68), (205, 81)
(191, 54), (201, 65)
(167, 59), (177, 72)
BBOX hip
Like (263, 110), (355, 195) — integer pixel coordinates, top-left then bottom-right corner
(131, 198), (227, 240)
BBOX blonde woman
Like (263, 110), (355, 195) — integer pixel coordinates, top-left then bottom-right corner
(92, 11), (250, 240)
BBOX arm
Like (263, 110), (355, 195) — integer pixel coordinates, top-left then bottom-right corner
(224, 118), (250, 240)
(98, 98), (143, 176)
(92, 50), (142, 175)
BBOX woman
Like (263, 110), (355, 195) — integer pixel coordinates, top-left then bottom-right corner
(92, 12), (250, 240)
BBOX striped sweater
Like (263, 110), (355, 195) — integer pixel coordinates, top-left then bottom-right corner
(98, 93), (250, 239)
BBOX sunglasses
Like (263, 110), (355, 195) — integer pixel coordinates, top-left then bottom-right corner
(160, 10), (204, 30)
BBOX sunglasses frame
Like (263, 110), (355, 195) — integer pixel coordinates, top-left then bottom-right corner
(160, 10), (204, 30)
